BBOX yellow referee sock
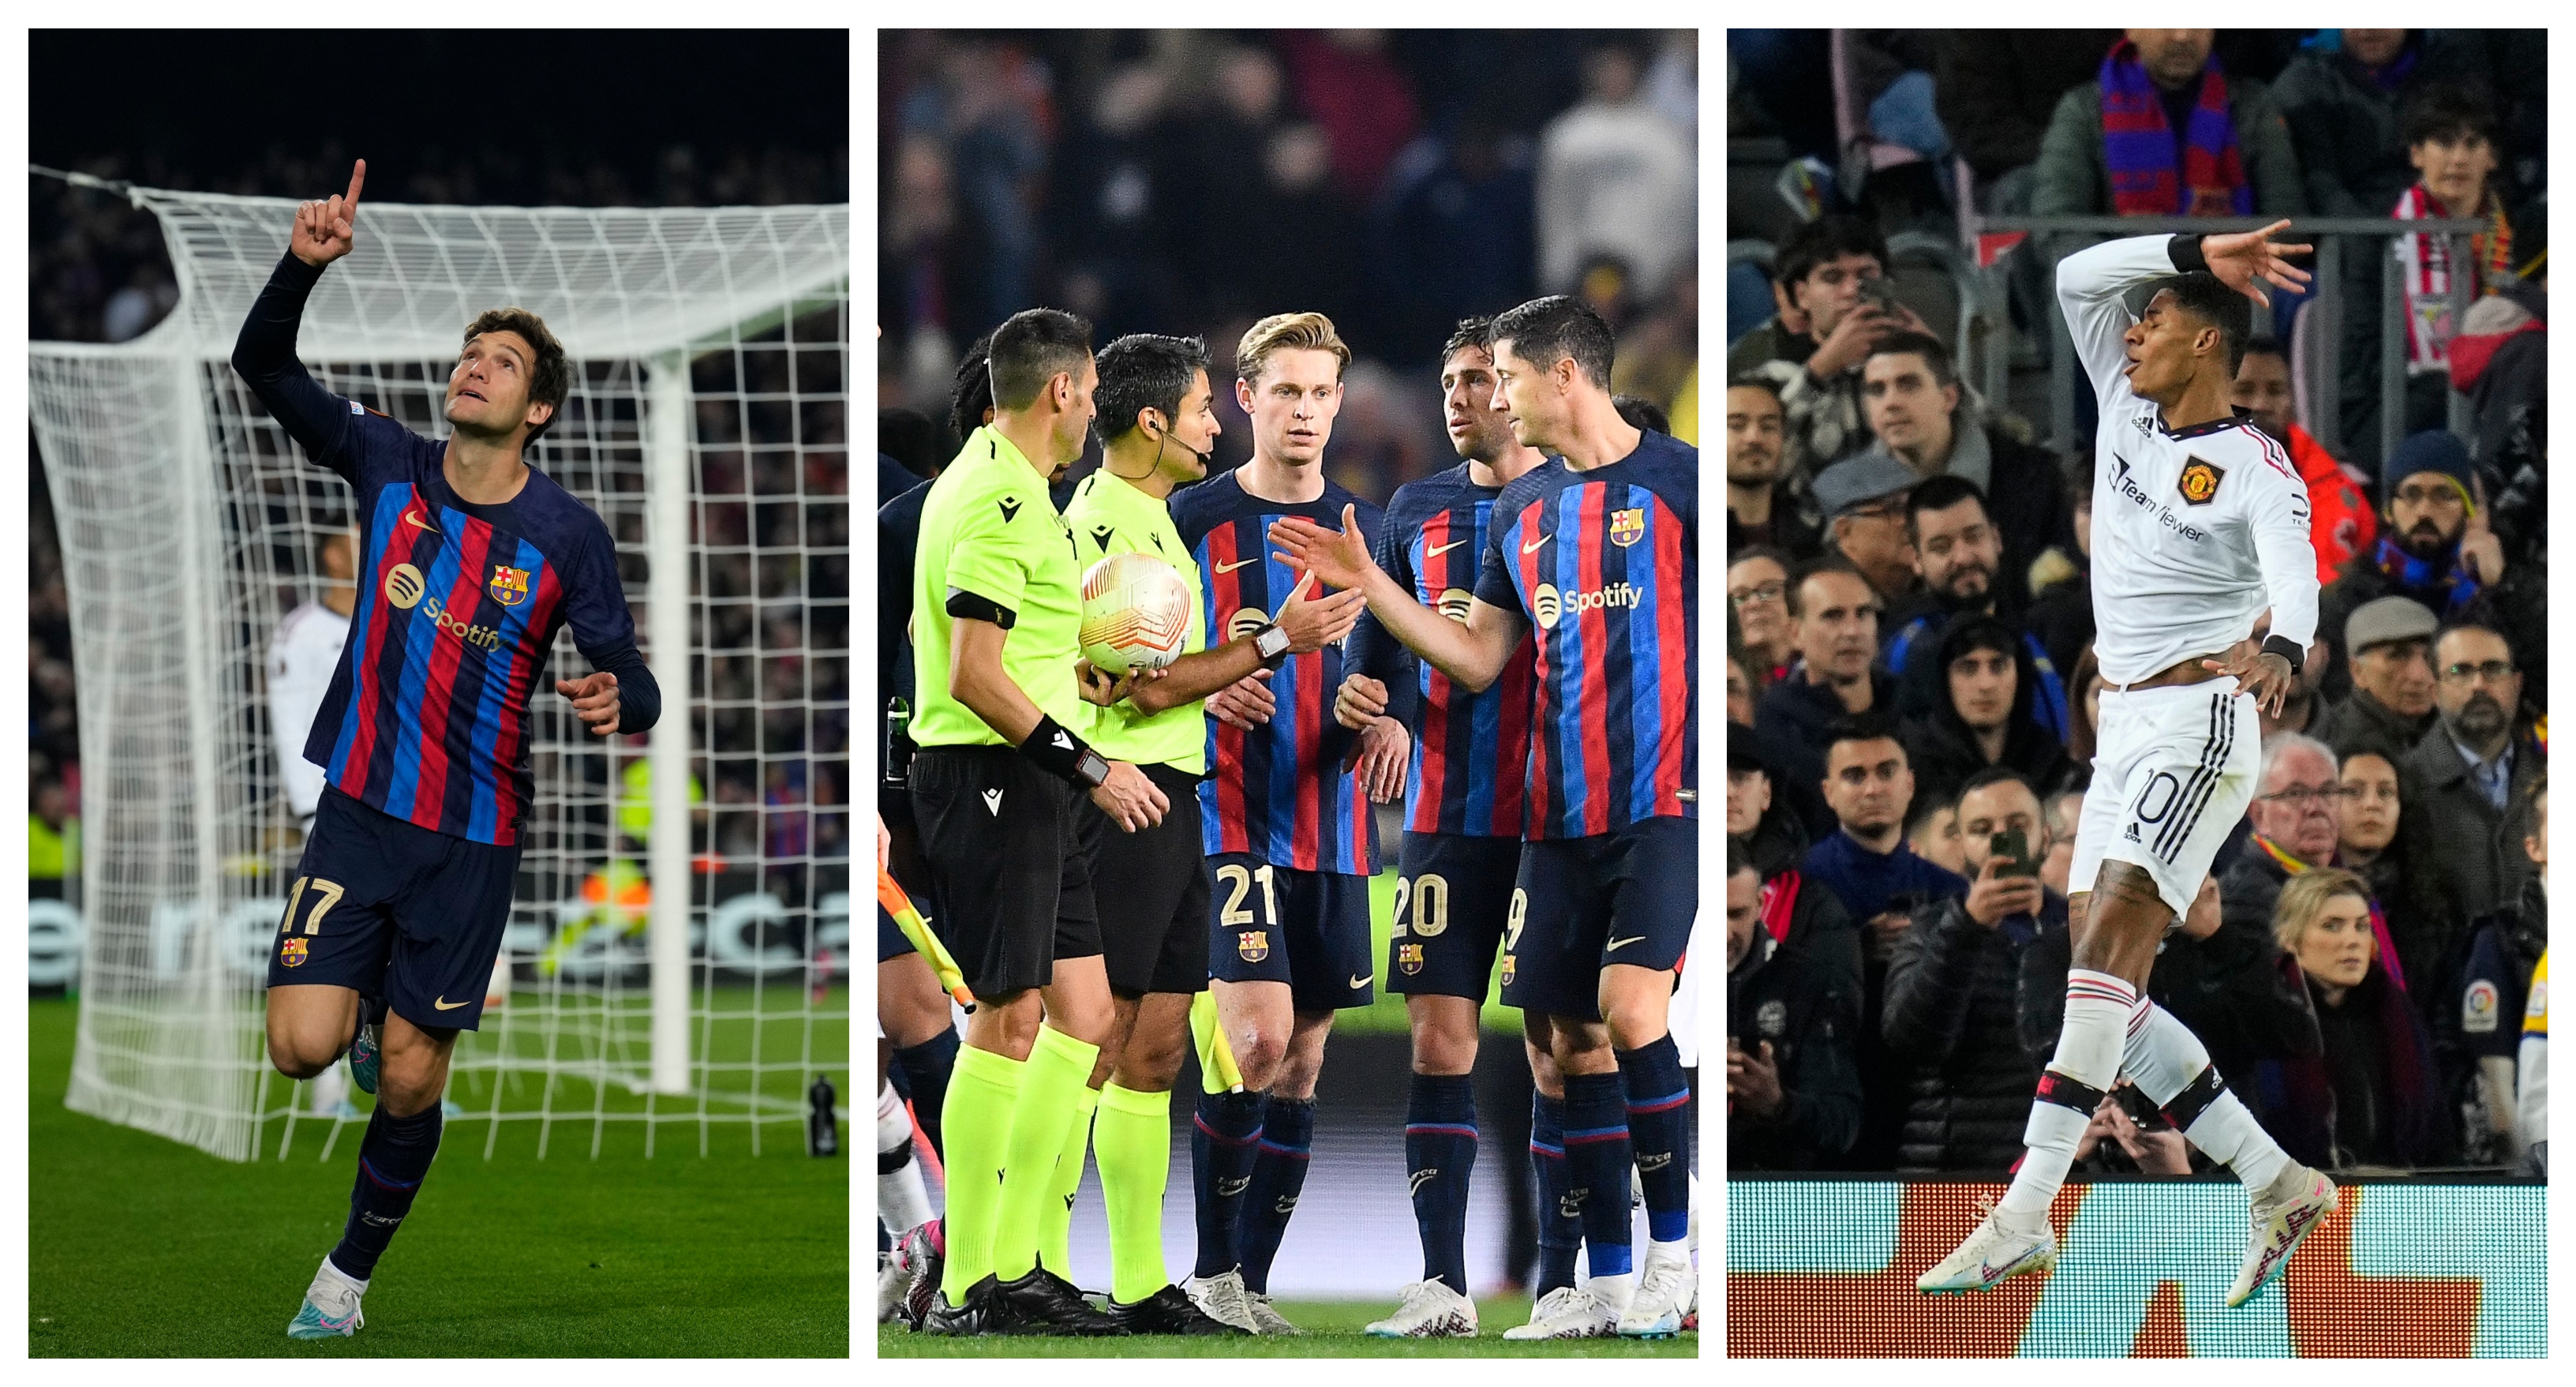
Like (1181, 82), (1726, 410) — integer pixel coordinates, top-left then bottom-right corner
(990, 1025), (1099, 1282)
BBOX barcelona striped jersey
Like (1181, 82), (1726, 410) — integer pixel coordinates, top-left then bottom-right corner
(1472, 432), (1698, 839)
(305, 405), (642, 845)
(1354, 462), (1536, 838)
(1170, 469), (1402, 875)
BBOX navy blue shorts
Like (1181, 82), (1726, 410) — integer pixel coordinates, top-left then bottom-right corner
(1499, 816), (1697, 1022)
(1205, 853), (1374, 1012)
(1387, 832), (1522, 1000)
(266, 788), (521, 1032)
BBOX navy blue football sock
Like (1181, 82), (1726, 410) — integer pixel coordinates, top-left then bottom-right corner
(330, 1100), (444, 1281)
(893, 1029), (959, 1157)
(1617, 1035), (1693, 1244)
(1236, 1096), (1316, 1295)
(1531, 1091), (1580, 1295)
(1404, 1073), (1478, 1295)
(1189, 1088), (1266, 1279)
(1561, 1071), (1633, 1279)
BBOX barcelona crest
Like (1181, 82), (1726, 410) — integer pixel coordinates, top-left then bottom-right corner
(279, 936), (309, 968)
(489, 564), (530, 606)
(1609, 507), (1646, 546)
(2177, 458), (2224, 507)
(1237, 929), (1270, 963)
(1397, 943), (1426, 977)
(1500, 953), (1516, 986)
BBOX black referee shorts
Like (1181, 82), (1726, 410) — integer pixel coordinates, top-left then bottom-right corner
(1082, 763), (1211, 998)
(908, 745), (1103, 999)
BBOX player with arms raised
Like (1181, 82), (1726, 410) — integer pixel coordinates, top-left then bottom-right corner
(1916, 222), (2337, 1305)
(234, 161), (662, 1339)
(1336, 317), (1548, 1338)
(1271, 295), (1697, 1339)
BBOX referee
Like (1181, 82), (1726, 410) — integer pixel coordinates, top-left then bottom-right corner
(912, 307), (1166, 1336)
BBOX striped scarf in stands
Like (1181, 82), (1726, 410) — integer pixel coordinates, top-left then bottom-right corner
(2249, 834), (2409, 995)
(2393, 182), (2513, 373)
(2098, 39), (2252, 218)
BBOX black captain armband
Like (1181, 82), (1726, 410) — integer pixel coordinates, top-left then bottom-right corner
(2261, 635), (2305, 676)
(1021, 714), (1111, 789)
(945, 587), (1016, 629)
(2168, 234), (2214, 276)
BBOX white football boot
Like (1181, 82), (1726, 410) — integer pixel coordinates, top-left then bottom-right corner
(1616, 1253), (1694, 1337)
(285, 1257), (368, 1340)
(1503, 1284), (1617, 1340)
(2228, 1162), (2339, 1307)
(1180, 1269), (1262, 1334)
(1364, 1277), (1478, 1337)
(1916, 1198), (2057, 1294)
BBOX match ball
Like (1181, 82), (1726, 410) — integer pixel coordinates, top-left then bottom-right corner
(1079, 552), (1193, 672)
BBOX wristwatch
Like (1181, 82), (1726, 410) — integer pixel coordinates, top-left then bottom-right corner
(1253, 620), (1293, 669)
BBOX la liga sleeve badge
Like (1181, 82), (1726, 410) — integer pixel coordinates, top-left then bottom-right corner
(2178, 457), (2225, 506)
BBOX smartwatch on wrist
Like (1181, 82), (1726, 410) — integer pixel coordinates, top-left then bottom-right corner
(1253, 620), (1293, 669)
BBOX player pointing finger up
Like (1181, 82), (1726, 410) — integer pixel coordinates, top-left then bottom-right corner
(292, 159), (367, 268)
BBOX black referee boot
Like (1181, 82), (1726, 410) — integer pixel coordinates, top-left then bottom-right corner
(1106, 1283), (1246, 1335)
(987, 1264), (1128, 1335)
(919, 1273), (996, 1336)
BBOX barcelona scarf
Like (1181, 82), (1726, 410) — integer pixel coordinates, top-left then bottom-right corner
(2249, 834), (2409, 994)
(2371, 532), (2482, 619)
(2099, 39), (2253, 218)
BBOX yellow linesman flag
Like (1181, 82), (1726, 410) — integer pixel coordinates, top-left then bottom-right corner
(875, 866), (972, 1007)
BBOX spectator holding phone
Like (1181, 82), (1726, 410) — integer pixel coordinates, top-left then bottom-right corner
(1728, 839), (1865, 1170)
(1881, 768), (2065, 1171)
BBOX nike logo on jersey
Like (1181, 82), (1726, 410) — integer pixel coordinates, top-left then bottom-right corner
(998, 497), (1022, 523)
(1426, 539), (1468, 558)
(432, 996), (470, 1010)
(1522, 533), (1551, 553)
(403, 507), (440, 534)
(982, 789), (1004, 815)
(1215, 557), (1261, 574)
(1349, 973), (1372, 990)
(1607, 934), (1646, 952)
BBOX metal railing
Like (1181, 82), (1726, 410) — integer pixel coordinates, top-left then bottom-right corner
(1967, 214), (2493, 462)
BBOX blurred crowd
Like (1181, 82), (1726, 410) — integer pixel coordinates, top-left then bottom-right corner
(878, 28), (1698, 504)
(1726, 30), (2547, 1179)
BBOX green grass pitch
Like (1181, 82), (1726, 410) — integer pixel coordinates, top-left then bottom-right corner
(878, 1297), (1696, 1357)
(28, 992), (847, 1356)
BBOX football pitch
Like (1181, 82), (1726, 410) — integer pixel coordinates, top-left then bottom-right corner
(878, 1299), (1697, 1357)
(28, 992), (847, 1356)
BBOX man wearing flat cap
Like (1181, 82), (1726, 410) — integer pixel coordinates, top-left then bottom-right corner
(2311, 594), (2442, 754)
(1808, 452), (1923, 606)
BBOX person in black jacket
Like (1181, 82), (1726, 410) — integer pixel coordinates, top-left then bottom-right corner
(1728, 840), (1865, 1170)
(1880, 474), (2074, 741)
(1898, 613), (2076, 811)
(1754, 560), (1895, 842)
(1881, 769), (2065, 1171)
(1855, 335), (2071, 617)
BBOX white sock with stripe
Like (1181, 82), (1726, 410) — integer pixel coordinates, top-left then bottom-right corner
(2121, 998), (2291, 1193)
(1996, 969), (2136, 1223)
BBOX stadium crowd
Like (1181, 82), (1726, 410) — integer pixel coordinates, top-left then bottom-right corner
(878, 28), (1699, 504)
(1726, 30), (2547, 1179)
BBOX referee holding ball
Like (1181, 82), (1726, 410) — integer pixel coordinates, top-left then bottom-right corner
(911, 306), (1166, 1336)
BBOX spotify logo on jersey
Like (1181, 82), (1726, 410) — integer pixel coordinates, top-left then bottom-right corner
(384, 563), (426, 609)
(1436, 588), (1473, 624)
(1227, 607), (1269, 642)
(1530, 580), (1642, 629)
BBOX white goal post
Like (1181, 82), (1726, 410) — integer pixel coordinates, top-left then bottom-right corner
(29, 177), (851, 1161)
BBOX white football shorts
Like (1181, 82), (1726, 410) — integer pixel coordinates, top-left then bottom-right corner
(2069, 680), (2262, 919)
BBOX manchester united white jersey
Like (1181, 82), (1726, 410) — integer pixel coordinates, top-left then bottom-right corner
(2058, 236), (2320, 686)
(268, 598), (350, 823)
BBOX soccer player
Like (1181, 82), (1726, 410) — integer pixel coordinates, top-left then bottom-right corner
(233, 162), (664, 1340)
(1915, 223), (2337, 1305)
(269, 527), (357, 1118)
(908, 306), (1168, 1336)
(1333, 317), (1550, 1338)
(1170, 312), (1413, 1336)
(1271, 295), (1698, 1339)
(1056, 332), (1363, 1333)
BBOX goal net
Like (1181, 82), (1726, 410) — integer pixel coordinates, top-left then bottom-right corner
(29, 180), (851, 1161)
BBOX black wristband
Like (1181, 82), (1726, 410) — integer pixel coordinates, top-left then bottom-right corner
(2261, 635), (2305, 675)
(2168, 234), (2213, 276)
(1020, 714), (1110, 789)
